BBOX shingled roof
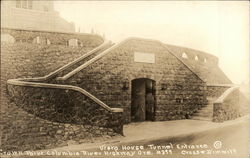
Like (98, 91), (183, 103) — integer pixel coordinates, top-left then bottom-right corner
(164, 44), (232, 85)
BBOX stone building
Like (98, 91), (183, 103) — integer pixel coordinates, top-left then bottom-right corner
(2, 31), (241, 150)
(1, 0), (75, 32)
(53, 38), (234, 123)
(1, 3), (241, 148)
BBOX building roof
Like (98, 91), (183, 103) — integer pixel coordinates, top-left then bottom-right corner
(164, 44), (232, 85)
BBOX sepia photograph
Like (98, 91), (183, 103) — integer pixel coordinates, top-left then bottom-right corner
(0, 0), (249, 158)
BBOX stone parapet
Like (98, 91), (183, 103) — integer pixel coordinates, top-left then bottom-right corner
(213, 87), (241, 122)
(206, 85), (231, 98)
(1, 28), (103, 46)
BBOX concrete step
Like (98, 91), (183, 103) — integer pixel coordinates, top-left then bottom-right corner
(193, 112), (213, 117)
(192, 103), (214, 121)
(197, 108), (213, 113)
(199, 106), (213, 110)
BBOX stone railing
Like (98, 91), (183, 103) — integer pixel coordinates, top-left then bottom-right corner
(213, 86), (241, 122)
(206, 84), (234, 98)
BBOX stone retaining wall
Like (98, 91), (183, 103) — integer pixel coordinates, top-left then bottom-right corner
(166, 45), (232, 85)
(213, 88), (241, 122)
(7, 84), (123, 132)
(1, 28), (103, 46)
(1, 38), (124, 151)
(1, 43), (98, 78)
(1, 91), (121, 151)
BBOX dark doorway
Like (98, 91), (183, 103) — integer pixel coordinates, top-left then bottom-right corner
(131, 78), (156, 122)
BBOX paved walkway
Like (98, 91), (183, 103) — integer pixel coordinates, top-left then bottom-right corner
(48, 115), (249, 152)
(4, 116), (249, 158)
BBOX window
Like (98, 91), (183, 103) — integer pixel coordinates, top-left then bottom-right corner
(181, 52), (188, 59)
(33, 36), (40, 44)
(204, 58), (207, 63)
(16, 0), (32, 9)
(46, 39), (51, 45)
(195, 55), (199, 61)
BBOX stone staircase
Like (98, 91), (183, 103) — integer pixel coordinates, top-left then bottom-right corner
(45, 41), (113, 84)
(192, 97), (217, 121)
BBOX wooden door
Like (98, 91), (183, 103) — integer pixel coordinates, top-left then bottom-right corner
(131, 79), (146, 121)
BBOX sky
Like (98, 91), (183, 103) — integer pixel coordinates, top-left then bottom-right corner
(54, 1), (249, 84)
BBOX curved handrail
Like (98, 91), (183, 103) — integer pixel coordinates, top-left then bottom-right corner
(56, 38), (132, 81)
(7, 78), (123, 113)
(214, 86), (240, 104)
(24, 40), (111, 82)
(207, 84), (237, 87)
(57, 37), (205, 82)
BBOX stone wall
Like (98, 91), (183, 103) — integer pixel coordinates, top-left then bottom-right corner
(166, 44), (232, 85)
(1, 28), (103, 46)
(207, 86), (231, 98)
(213, 88), (241, 122)
(166, 44), (219, 66)
(7, 84), (123, 132)
(1, 42), (97, 78)
(1, 94), (121, 151)
(1, 37), (124, 151)
(64, 38), (208, 123)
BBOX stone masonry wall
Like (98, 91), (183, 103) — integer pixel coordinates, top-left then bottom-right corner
(207, 86), (230, 98)
(1, 28), (103, 46)
(1, 38), (124, 151)
(65, 38), (208, 123)
(166, 45), (232, 85)
(213, 88), (241, 122)
(1, 43), (97, 78)
(7, 84), (123, 132)
(1, 92), (121, 151)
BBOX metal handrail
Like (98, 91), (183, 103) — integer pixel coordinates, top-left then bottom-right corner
(24, 40), (111, 82)
(57, 37), (206, 83)
(207, 84), (237, 87)
(7, 78), (123, 113)
(56, 38), (131, 81)
(6, 41), (123, 113)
